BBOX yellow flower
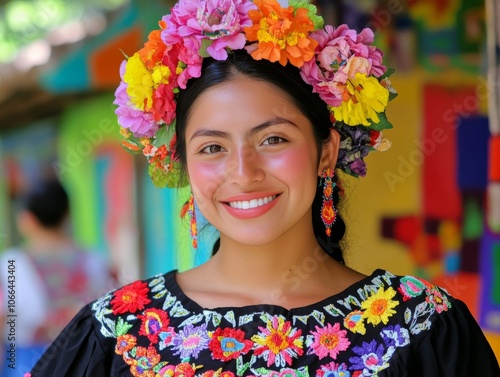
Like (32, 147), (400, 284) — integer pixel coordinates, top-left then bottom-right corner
(361, 287), (398, 326)
(343, 310), (366, 335)
(331, 73), (389, 127)
(124, 53), (172, 111)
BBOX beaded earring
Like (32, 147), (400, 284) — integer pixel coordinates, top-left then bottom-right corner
(181, 193), (198, 248)
(320, 168), (337, 237)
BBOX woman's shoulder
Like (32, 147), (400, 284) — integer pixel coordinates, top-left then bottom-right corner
(335, 269), (457, 333)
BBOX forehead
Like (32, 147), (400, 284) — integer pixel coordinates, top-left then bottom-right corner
(186, 77), (306, 129)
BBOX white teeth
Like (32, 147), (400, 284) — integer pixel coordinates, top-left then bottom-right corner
(229, 195), (276, 210)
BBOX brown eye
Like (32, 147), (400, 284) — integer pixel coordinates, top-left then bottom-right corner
(263, 136), (285, 145)
(200, 144), (225, 154)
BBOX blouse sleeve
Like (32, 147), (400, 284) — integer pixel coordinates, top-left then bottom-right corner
(29, 304), (111, 377)
(412, 299), (500, 376)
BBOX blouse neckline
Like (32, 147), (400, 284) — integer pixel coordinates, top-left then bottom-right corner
(164, 268), (387, 316)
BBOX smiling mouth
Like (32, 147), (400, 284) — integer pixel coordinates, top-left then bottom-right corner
(227, 195), (278, 210)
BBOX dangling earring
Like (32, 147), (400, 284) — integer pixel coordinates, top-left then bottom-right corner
(181, 193), (198, 248)
(320, 168), (337, 237)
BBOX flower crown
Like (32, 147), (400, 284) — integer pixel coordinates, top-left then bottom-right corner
(114, 0), (397, 188)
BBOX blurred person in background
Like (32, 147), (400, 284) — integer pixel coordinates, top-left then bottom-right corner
(0, 178), (116, 376)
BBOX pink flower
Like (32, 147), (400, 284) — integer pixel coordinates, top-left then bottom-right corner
(300, 24), (386, 107)
(162, 0), (256, 61)
(307, 323), (350, 360)
(177, 36), (204, 88)
(114, 61), (158, 137)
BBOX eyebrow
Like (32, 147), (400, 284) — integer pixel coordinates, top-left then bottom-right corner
(189, 116), (298, 142)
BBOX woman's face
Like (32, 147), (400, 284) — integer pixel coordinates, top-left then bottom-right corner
(185, 76), (327, 246)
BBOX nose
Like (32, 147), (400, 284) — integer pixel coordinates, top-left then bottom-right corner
(226, 146), (264, 186)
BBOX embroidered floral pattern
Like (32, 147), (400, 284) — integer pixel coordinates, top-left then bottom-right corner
(306, 323), (350, 359)
(252, 315), (304, 367)
(92, 271), (453, 376)
(209, 327), (253, 361)
(111, 281), (152, 315)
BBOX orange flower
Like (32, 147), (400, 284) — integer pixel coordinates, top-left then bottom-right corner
(245, 0), (318, 68)
(139, 26), (167, 70)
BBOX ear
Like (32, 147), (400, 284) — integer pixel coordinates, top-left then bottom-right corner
(318, 128), (340, 175)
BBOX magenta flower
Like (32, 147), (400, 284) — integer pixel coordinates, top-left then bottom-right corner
(300, 24), (387, 107)
(114, 61), (158, 137)
(162, 0), (256, 61)
(177, 36), (204, 89)
(307, 323), (350, 360)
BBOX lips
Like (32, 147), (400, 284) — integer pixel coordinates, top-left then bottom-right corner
(222, 194), (280, 219)
(228, 195), (277, 210)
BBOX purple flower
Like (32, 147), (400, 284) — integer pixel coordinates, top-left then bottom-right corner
(349, 158), (367, 177)
(335, 124), (372, 176)
(113, 61), (158, 137)
(381, 325), (410, 348)
(162, 0), (256, 61)
(349, 340), (385, 371)
(172, 324), (210, 359)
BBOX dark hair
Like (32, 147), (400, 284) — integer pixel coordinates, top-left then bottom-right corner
(24, 179), (69, 229)
(175, 50), (346, 263)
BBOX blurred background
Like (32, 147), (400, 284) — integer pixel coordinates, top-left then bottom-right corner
(0, 0), (499, 362)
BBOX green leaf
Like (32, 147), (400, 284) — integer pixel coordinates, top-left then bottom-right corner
(389, 90), (398, 102)
(236, 356), (250, 375)
(115, 317), (133, 336)
(152, 123), (175, 148)
(380, 67), (396, 80)
(289, 0), (324, 30)
(199, 39), (213, 58)
(368, 112), (393, 131)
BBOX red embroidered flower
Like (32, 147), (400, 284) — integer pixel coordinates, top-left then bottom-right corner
(111, 281), (152, 315)
(138, 308), (172, 344)
(209, 328), (253, 361)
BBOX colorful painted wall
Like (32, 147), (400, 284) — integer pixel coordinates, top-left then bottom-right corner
(0, 0), (498, 361)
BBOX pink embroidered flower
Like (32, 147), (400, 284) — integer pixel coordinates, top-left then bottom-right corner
(425, 287), (451, 313)
(307, 323), (350, 360)
(114, 62), (159, 138)
(162, 0), (256, 60)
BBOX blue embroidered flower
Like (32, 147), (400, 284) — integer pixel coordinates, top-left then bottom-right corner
(316, 361), (351, 377)
(349, 340), (386, 372)
(172, 323), (210, 359)
(380, 325), (410, 348)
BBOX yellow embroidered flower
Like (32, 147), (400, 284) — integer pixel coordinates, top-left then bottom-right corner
(124, 53), (172, 111)
(330, 73), (389, 127)
(343, 310), (366, 335)
(361, 287), (398, 326)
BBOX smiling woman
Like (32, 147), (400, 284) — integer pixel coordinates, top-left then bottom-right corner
(27, 0), (500, 376)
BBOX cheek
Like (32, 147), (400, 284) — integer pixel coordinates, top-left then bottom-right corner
(267, 144), (318, 181)
(187, 161), (225, 199)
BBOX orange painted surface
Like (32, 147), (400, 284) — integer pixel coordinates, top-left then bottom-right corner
(90, 26), (143, 89)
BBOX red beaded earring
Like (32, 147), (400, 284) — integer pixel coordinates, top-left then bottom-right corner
(320, 168), (337, 237)
(180, 193), (198, 248)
